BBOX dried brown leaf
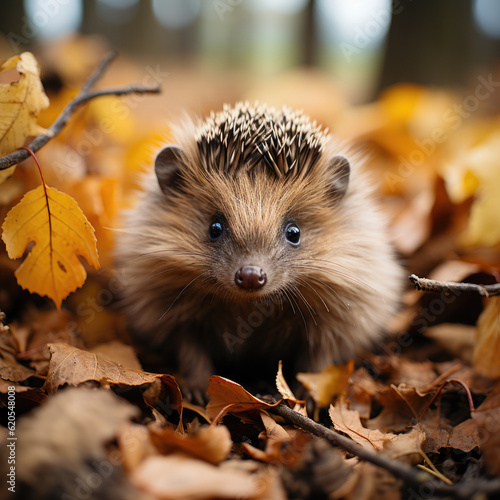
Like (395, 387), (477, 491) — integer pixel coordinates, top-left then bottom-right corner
(117, 422), (157, 472)
(15, 387), (138, 491)
(0, 318), (37, 383)
(329, 397), (397, 450)
(89, 340), (142, 370)
(472, 382), (500, 475)
(44, 343), (182, 420)
(132, 454), (267, 500)
(206, 375), (280, 424)
(150, 423), (232, 464)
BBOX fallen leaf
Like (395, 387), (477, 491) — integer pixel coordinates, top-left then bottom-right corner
(471, 382), (500, 475)
(442, 127), (500, 247)
(150, 422), (232, 464)
(447, 418), (480, 453)
(117, 422), (157, 472)
(383, 425), (426, 461)
(346, 367), (386, 420)
(275, 360), (307, 415)
(206, 375), (280, 424)
(14, 387), (139, 498)
(425, 323), (475, 364)
(43, 343), (181, 405)
(9, 309), (84, 376)
(276, 360), (296, 401)
(297, 360), (354, 407)
(243, 425), (310, 468)
(0, 315), (37, 383)
(0, 52), (49, 182)
(132, 454), (264, 500)
(330, 398), (426, 458)
(367, 384), (435, 433)
(1, 185), (100, 308)
(260, 411), (291, 441)
(474, 296), (500, 378)
(329, 397), (397, 450)
(0, 379), (46, 409)
(89, 341), (142, 370)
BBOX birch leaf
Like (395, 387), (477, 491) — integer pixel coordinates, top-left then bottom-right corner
(1, 185), (100, 308)
(0, 52), (49, 182)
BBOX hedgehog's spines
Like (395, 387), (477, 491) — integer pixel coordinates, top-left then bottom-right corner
(194, 102), (328, 180)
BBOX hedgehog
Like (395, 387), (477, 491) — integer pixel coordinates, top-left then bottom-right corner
(116, 102), (404, 401)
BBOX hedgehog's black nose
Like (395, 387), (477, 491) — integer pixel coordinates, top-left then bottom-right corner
(235, 266), (267, 291)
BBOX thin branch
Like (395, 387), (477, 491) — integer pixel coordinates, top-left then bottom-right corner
(0, 50), (161, 171)
(273, 403), (500, 499)
(409, 274), (500, 297)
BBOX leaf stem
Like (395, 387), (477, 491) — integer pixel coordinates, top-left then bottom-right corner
(20, 147), (46, 188)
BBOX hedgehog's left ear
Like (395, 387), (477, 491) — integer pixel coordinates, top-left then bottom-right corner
(155, 145), (185, 194)
(327, 155), (350, 200)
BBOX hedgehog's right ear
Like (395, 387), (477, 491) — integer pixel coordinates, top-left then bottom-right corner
(155, 145), (185, 194)
(327, 155), (350, 200)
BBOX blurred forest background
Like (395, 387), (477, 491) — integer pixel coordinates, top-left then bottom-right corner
(2, 0), (500, 108)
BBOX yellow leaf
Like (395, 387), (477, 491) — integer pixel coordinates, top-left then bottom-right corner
(297, 360), (354, 407)
(1, 185), (100, 308)
(442, 127), (500, 247)
(0, 52), (50, 182)
(474, 297), (500, 378)
(329, 396), (393, 450)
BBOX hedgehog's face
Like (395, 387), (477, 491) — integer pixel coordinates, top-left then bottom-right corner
(199, 176), (304, 301)
(154, 144), (351, 304)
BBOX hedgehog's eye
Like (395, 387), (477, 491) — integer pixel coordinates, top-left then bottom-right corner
(285, 222), (300, 246)
(209, 217), (224, 241)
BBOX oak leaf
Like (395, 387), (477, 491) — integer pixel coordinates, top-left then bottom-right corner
(1, 185), (100, 308)
(0, 52), (49, 182)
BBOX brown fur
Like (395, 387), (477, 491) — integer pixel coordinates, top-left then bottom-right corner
(115, 102), (404, 396)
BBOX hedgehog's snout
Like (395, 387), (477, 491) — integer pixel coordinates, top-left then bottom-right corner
(235, 266), (267, 291)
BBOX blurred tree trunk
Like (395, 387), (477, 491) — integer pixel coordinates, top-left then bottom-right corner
(0, 2), (31, 55)
(303, 0), (317, 66)
(378, 0), (497, 91)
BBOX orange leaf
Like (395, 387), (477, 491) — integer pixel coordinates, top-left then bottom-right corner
(297, 360), (354, 407)
(150, 423), (232, 464)
(1, 185), (100, 308)
(206, 375), (280, 424)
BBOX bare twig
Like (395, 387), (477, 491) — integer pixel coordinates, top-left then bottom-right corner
(0, 50), (161, 171)
(409, 274), (500, 297)
(273, 403), (500, 499)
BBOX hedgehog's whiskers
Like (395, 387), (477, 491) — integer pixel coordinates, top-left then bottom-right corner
(159, 271), (210, 320)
